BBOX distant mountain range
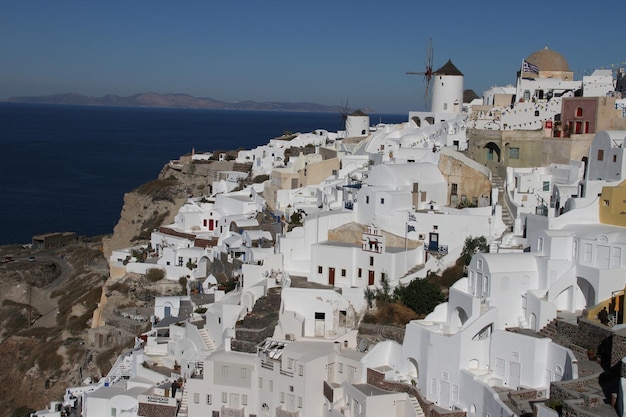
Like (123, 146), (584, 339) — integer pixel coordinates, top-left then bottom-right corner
(3, 92), (351, 113)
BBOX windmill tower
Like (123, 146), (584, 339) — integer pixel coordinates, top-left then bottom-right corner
(345, 110), (370, 138)
(407, 39), (464, 113)
(431, 59), (464, 114)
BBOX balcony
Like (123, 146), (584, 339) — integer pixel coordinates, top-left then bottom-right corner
(221, 405), (245, 417)
(276, 406), (299, 417)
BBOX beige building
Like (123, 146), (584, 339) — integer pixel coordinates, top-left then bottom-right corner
(599, 180), (626, 227)
(264, 151), (340, 211)
(468, 129), (594, 178)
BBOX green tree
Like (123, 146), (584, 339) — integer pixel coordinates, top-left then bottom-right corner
(460, 236), (489, 266)
(396, 278), (445, 317)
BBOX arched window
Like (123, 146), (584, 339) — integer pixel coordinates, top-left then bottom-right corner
(576, 107), (583, 117)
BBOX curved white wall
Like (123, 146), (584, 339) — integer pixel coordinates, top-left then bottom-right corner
(432, 74), (463, 114)
(346, 115), (369, 138)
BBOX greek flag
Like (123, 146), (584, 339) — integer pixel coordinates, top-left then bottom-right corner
(523, 60), (539, 75)
(407, 224), (416, 233)
(408, 212), (416, 222)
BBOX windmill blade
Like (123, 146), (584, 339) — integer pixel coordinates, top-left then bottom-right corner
(337, 99), (351, 131)
(423, 38), (434, 106)
(406, 37), (435, 108)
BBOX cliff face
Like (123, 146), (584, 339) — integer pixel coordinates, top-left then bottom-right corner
(96, 159), (250, 326)
(102, 161), (226, 260)
(102, 191), (183, 261)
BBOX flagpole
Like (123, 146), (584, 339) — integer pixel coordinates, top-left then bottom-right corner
(405, 221), (408, 275)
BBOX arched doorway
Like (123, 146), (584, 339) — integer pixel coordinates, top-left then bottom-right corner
(405, 357), (419, 384)
(484, 142), (501, 163)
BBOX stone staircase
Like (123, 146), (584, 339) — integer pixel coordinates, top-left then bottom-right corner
(538, 317), (559, 340)
(177, 383), (189, 417)
(409, 395), (425, 417)
(491, 174), (513, 230)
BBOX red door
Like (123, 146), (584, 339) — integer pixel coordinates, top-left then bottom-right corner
(328, 268), (335, 286)
(208, 219), (214, 231)
(368, 270), (375, 285)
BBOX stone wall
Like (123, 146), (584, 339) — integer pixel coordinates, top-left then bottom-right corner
(232, 327), (275, 353)
(467, 129), (593, 179)
(438, 153), (492, 207)
(358, 323), (405, 344)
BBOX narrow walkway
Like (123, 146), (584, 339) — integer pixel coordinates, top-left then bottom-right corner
(491, 173), (513, 230)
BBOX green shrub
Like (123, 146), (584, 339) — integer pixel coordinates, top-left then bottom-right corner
(146, 268), (165, 282)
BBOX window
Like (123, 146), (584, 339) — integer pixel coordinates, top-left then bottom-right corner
(543, 181), (550, 191)
(222, 365), (228, 377)
(341, 269), (346, 277)
(339, 363), (344, 373)
(613, 247), (622, 267)
(365, 196), (370, 204)
(537, 237), (544, 252)
(289, 385), (294, 392)
(298, 397), (303, 408)
(477, 259), (482, 269)
(193, 393), (199, 404)
(598, 149), (604, 161)
(288, 358), (294, 369)
(242, 395), (248, 405)
(298, 364), (304, 376)
(509, 147), (520, 159)
(483, 275), (490, 295)
(381, 272), (386, 282)
(258, 377), (263, 388)
(206, 394), (212, 405)
(280, 392), (285, 403)
(487, 148), (494, 160)
(604, 199), (610, 206)
(572, 240), (578, 258)
(369, 256), (374, 266)
(451, 183), (458, 195)
(358, 268), (362, 278)
(613, 155), (617, 163)
(380, 198), (385, 204)
(576, 107), (583, 117)
(318, 266), (322, 274)
(241, 368), (247, 378)
(178, 256), (184, 267)
(443, 103), (448, 110)
(222, 392), (227, 403)
(111, 409), (116, 417)
(269, 380), (273, 392)
(583, 243), (593, 263)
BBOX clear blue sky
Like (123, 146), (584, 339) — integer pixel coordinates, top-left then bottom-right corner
(1, 1), (623, 113)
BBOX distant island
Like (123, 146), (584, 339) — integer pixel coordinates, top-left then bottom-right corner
(3, 92), (366, 113)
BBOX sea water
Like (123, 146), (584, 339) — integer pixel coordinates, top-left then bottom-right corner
(0, 103), (405, 245)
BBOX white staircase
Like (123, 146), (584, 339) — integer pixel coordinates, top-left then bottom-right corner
(198, 328), (216, 351)
(409, 395), (425, 417)
(177, 383), (189, 417)
(491, 174), (513, 229)
(103, 352), (134, 385)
